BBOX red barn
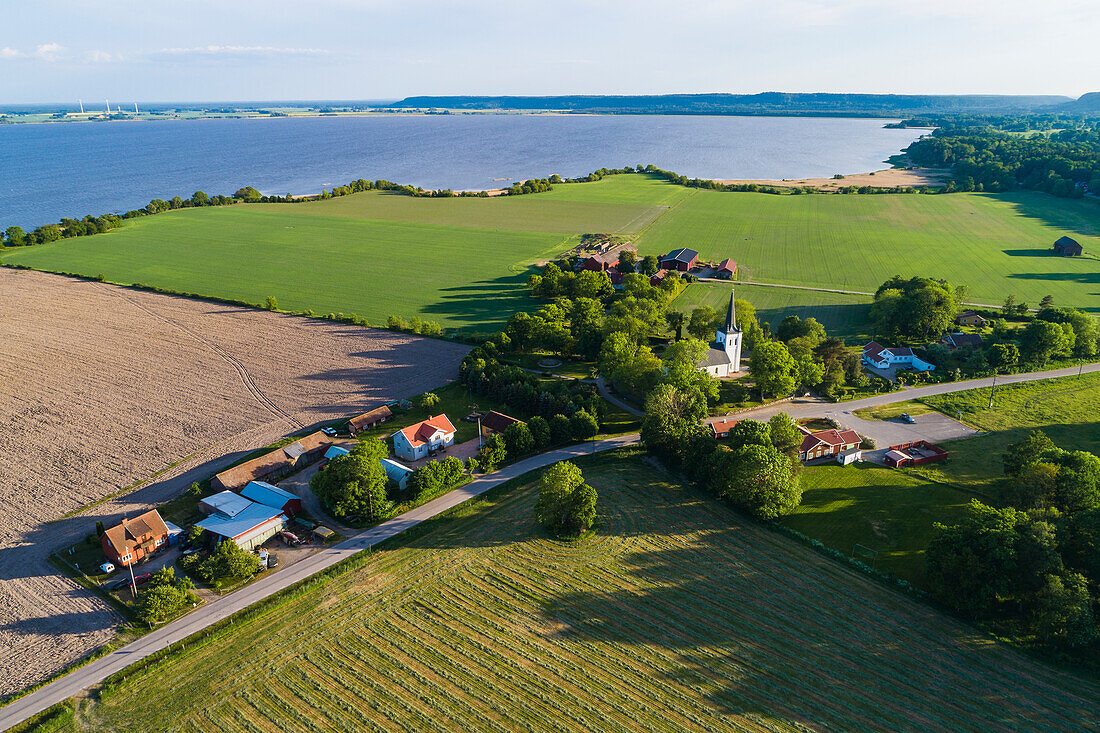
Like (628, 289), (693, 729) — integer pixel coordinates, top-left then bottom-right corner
(659, 248), (699, 272)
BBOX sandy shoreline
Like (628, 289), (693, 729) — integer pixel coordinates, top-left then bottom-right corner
(717, 167), (950, 190)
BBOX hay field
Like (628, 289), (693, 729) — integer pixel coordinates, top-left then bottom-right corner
(0, 268), (468, 697)
(57, 452), (1098, 732)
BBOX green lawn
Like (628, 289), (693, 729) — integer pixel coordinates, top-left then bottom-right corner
(638, 189), (1100, 311)
(674, 281), (875, 341)
(914, 371), (1100, 496)
(783, 463), (974, 587)
(37, 450), (1096, 732)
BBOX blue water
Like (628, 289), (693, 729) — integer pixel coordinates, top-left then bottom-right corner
(0, 114), (923, 229)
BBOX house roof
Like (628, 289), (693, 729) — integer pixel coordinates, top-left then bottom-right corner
(324, 445), (351, 460)
(947, 332), (983, 348)
(241, 481), (299, 509)
(348, 405), (392, 432)
(481, 410), (522, 433)
(717, 257), (737, 272)
(381, 458), (414, 481)
(196, 502), (286, 540)
(396, 415), (457, 448)
(702, 345), (736, 367)
(660, 247), (699, 264)
(103, 510), (169, 552)
(891, 347), (916, 357)
(885, 449), (909, 463)
(201, 490), (254, 518)
(709, 418), (739, 436)
(721, 289), (739, 333)
(1055, 236), (1080, 247)
(213, 431), (330, 489)
(651, 269), (669, 281)
(800, 429), (861, 452)
(863, 341), (888, 361)
(957, 310), (982, 319)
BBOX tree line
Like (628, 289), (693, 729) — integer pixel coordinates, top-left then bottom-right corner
(902, 114), (1100, 198)
(928, 431), (1099, 648)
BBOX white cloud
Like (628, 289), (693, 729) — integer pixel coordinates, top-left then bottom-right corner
(0, 47), (25, 59)
(86, 50), (115, 63)
(34, 42), (64, 60)
(157, 45), (328, 57)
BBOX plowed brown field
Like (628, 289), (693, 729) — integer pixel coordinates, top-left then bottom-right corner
(0, 268), (467, 697)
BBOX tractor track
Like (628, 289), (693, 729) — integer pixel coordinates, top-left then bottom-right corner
(102, 287), (304, 430)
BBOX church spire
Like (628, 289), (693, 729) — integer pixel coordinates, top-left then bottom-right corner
(724, 288), (739, 333)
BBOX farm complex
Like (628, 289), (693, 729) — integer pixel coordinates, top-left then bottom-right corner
(0, 268), (467, 697)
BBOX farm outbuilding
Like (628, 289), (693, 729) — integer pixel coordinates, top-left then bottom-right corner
(1053, 236), (1083, 257)
(381, 458), (414, 491)
(212, 431), (331, 490)
(347, 405), (393, 436)
(480, 410), (523, 438)
(715, 258), (737, 278)
(659, 248), (699, 272)
(241, 480), (302, 517)
(196, 500), (288, 551)
(884, 441), (948, 468)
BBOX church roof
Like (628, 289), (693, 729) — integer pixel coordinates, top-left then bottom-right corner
(722, 289), (739, 333)
(703, 345), (737, 367)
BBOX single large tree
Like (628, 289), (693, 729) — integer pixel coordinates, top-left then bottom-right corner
(749, 341), (798, 398)
(309, 439), (392, 521)
(533, 461), (598, 537)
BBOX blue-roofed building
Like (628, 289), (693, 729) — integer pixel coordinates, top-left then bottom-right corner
(195, 501), (288, 551)
(324, 445), (351, 461)
(199, 490), (253, 518)
(241, 480), (302, 517)
(381, 458), (414, 491)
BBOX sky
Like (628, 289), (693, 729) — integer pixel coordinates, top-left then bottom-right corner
(1, 0), (1096, 103)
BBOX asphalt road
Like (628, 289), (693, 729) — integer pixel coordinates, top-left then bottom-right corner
(0, 433), (640, 731)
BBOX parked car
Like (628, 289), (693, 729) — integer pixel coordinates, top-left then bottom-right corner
(321, 426), (338, 437)
(132, 573), (152, 587)
(98, 562), (116, 574)
(267, 553), (279, 569)
(106, 578), (131, 591)
(278, 531), (301, 546)
(900, 413), (916, 424)
(180, 547), (202, 557)
(257, 549), (269, 567)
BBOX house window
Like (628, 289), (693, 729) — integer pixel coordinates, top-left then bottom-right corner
(121, 553), (132, 563)
(155, 537), (164, 546)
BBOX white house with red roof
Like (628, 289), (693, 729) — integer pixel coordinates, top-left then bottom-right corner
(798, 428), (863, 462)
(392, 414), (457, 461)
(862, 342), (935, 372)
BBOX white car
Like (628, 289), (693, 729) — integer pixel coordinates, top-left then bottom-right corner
(99, 562), (116, 574)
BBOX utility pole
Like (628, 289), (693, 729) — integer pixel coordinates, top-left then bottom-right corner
(988, 370), (998, 409)
(127, 557), (137, 598)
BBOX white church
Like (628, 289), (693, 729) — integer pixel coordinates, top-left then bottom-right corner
(699, 289), (742, 378)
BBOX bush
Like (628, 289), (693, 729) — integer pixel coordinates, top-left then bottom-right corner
(188, 541), (261, 585)
(570, 410), (599, 441)
(533, 461), (598, 538)
(418, 392), (441, 409)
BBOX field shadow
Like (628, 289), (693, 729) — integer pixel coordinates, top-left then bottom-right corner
(423, 272), (539, 333)
(756, 302), (873, 340)
(991, 193), (1100, 238)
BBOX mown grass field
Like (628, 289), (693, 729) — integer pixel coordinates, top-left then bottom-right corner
(38, 450), (1098, 732)
(636, 187), (1100, 310)
(674, 281), (874, 341)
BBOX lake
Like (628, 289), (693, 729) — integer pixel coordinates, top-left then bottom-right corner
(0, 114), (923, 229)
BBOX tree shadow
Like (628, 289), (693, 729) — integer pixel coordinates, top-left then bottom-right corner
(990, 192), (1100, 238)
(756, 302), (873, 340)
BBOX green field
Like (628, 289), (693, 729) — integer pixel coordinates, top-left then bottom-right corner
(39, 451), (1097, 731)
(786, 372), (1100, 589)
(636, 187), (1100, 310)
(783, 463), (973, 586)
(674, 281), (875, 341)
(4, 174), (1098, 334)
(916, 371), (1100, 496)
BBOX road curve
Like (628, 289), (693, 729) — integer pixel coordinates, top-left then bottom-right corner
(0, 434), (640, 731)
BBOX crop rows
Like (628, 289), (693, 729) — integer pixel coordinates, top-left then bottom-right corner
(70, 455), (1099, 731)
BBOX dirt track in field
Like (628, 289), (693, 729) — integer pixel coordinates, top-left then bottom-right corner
(0, 268), (468, 697)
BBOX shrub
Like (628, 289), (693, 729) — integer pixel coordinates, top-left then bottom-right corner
(533, 461), (598, 538)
